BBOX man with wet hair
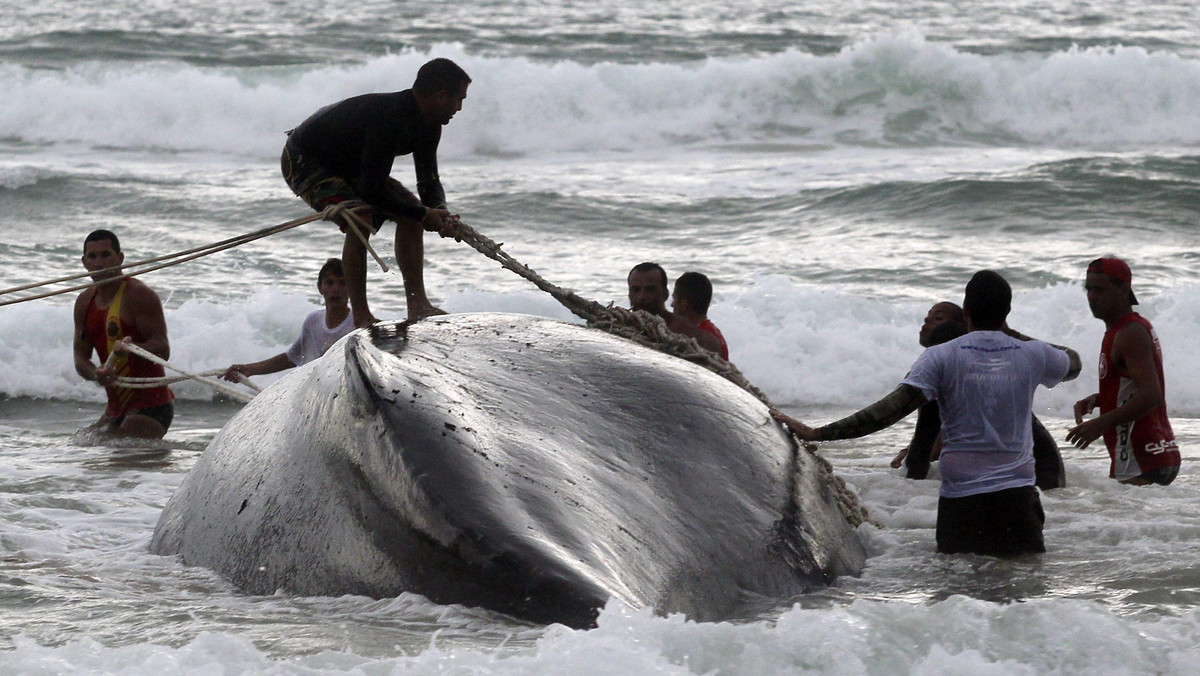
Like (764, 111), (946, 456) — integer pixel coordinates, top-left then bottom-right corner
(1067, 257), (1180, 485)
(918, 301), (964, 349)
(73, 229), (175, 439)
(671, 271), (728, 360)
(775, 270), (1081, 557)
(283, 57), (471, 326)
(889, 310), (966, 473)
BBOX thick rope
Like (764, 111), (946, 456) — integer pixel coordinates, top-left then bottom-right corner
(444, 220), (768, 393)
(4, 203), (376, 403)
(115, 372), (223, 388)
(0, 201), (380, 307)
(444, 218), (869, 527)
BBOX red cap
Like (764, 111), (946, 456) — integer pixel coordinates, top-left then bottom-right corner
(1087, 257), (1138, 305)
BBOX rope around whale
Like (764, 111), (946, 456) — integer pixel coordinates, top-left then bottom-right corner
(442, 218), (870, 527)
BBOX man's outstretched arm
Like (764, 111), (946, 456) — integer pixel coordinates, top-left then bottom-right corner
(774, 384), (927, 442)
(1004, 325), (1082, 382)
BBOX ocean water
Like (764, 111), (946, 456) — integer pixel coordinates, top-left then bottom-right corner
(1, 0), (1199, 672)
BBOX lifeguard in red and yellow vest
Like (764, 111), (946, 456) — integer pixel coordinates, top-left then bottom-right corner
(72, 230), (175, 439)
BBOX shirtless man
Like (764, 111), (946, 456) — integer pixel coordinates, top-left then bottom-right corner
(282, 58), (470, 326)
(222, 258), (355, 381)
(1067, 257), (1180, 485)
(72, 229), (175, 439)
(671, 271), (728, 360)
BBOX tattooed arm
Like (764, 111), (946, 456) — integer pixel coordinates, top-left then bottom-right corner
(773, 384), (927, 442)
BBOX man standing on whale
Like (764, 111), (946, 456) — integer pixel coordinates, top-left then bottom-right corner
(282, 58), (471, 326)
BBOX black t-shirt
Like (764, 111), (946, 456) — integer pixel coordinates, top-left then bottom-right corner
(290, 89), (445, 220)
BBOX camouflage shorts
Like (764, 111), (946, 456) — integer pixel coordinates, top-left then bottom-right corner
(281, 139), (385, 233)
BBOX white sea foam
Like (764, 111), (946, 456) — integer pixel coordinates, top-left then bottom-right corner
(5, 597), (1200, 674)
(719, 276), (1200, 416)
(1, 35), (1198, 160)
(0, 289), (314, 405)
(0, 164), (66, 189)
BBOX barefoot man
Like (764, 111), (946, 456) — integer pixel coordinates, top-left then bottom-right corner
(282, 58), (471, 325)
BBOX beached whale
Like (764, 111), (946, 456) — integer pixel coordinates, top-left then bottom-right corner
(150, 313), (865, 627)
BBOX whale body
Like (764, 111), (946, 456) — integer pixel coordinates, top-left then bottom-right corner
(151, 313), (865, 627)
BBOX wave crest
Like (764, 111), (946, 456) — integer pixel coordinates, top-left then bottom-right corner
(1, 35), (1198, 157)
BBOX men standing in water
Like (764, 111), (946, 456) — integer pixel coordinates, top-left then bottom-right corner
(282, 58), (471, 326)
(894, 302), (1067, 490)
(671, 271), (728, 360)
(1066, 257), (1180, 485)
(775, 271), (1081, 556)
(72, 229), (175, 439)
(221, 258), (355, 381)
(627, 263), (728, 359)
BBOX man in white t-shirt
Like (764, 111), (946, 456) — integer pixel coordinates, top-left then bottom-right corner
(222, 258), (355, 381)
(773, 271), (1081, 556)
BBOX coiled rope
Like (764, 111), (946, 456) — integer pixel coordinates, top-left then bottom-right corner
(108, 343), (258, 404)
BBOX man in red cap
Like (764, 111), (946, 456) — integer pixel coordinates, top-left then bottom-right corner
(1067, 257), (1180, 485)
